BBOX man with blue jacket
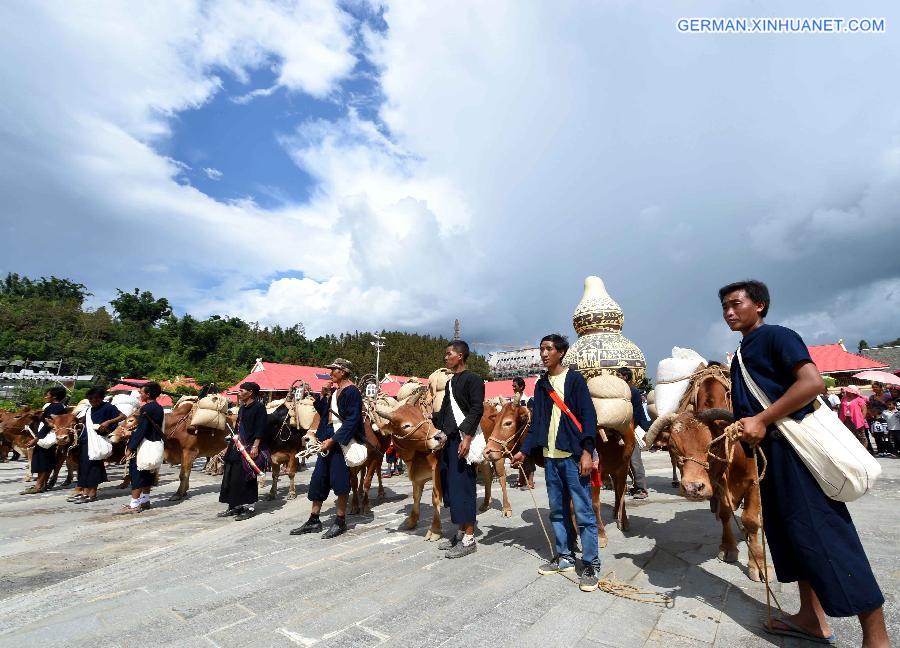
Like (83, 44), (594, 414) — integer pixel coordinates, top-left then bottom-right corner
(512, 334), (600, 592)
(291, 358), (363, 539)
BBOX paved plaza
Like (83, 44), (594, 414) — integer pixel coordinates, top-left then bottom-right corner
(0, 452), (896, 647)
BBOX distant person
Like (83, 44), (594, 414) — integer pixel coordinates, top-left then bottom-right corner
(21, 386), (67, 495)
(512, 377), (535, 489)
(826, 390), (841, 412)
(117, 382), (164, 514)
(884, 400), (900, 456)
(615, 367), (652, 500)
(868, 382), (890, 415)
(70, 387), (125, 504)
(841, 387), (872, 452)
(720, 279), (886, 646)
(433, 340), (484, 559)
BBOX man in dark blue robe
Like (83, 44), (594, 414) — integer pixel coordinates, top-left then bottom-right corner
(720, 280), (886, 646)
(117, 382), (164, 514)
(219, 381), (268, 521)
(21, 386), (68, 495)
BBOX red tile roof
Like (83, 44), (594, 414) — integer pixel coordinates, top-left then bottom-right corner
(808, 343), (888, 374)
(227, 362), (332, 394)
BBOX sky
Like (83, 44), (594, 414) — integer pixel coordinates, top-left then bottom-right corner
(2, 0), (899, 374)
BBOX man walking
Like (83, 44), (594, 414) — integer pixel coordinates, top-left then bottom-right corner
(433, 340), (484, 558)
(512, 377), (535, 489)
(218, 381), (268, 521)
(512, 334), (601, 592)
(615, 367), (652, 499)
(720, 279), (887, 646)
(291, 358), (363, 539)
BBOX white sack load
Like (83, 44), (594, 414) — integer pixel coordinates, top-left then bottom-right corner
(175, 395), (198, 409)
(191, 394), (229, 430)
(655, 347), (707, 417)
(397, 381), (425, 402)
(294, 396), (318, 430)
(646, 389), (658, 420)
(587, 375), (633, 434)
(428, 368), (452, 413)
(73, 398), (91, 418)
(112, 393), (140, 417)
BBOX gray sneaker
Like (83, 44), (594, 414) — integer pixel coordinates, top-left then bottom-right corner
(445, 540), (477, 559)
(538, 555), (576, 575)
(579, 564), (599, 592)
(438, 534), (461, 551)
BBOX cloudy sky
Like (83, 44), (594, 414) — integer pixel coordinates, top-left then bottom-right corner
(2, 1), (899, 372)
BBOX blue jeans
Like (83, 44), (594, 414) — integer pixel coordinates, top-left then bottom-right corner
(545, 456), (600, 567)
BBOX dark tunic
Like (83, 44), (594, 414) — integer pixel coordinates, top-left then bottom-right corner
(434, 371), (484, 525)
(731, 324), (884, 617)
(78, 402), (122, 488)
(308, 386), (363, 502)
(31, 402), (66, 474)
(127, 401), (164, 489)
(219, 400), (268, 508)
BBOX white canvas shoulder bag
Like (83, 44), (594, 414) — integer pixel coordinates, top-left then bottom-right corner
(85, 407), (114, 461)
(447, 376), (485, 465)
(735, 347), (881, 502)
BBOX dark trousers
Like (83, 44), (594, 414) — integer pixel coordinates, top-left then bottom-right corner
(128, 457), (155, 489)
(308, 449), (351, 502)
(77, 437), (107, 488)
(440, 434), (476, 525)
(760, 435), (884, 617)
(629, 443), (647, 491)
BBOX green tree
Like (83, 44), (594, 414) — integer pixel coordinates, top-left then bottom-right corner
(111, 288), (172, 327)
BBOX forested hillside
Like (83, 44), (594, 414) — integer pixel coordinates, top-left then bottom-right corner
(0, 273), (491, 385)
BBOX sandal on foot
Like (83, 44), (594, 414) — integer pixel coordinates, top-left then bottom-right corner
(763, 618), (835, 644)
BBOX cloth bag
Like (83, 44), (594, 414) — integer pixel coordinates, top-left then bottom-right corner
(84, 407), (113, 461)
(447, 376), (485, 465)
(136, 412), (165, 471)
(35, 423), (57, 449)
(736, 347), (881, 502)
(330, 392), (368, 468)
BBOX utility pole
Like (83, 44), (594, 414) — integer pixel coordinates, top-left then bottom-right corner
(453, 319), (461, 340)
(370, 334), (386, 381)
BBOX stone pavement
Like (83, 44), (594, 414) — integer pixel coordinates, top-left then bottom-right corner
(0, 452), (896, 647)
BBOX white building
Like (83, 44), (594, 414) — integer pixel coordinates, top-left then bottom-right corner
(488, 347), (543, 379)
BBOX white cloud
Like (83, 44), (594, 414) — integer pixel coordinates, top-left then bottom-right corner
(203, 167), (224, 180)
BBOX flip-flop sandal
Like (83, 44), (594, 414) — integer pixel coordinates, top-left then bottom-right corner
(764, 618), (836, 644)
(74, 496), (97, 504)
(67, 495), (85, 502)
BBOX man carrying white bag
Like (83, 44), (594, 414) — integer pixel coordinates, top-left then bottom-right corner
(720, 279), (887, 647)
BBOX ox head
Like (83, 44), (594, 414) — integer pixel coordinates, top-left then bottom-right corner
(374, 402), (446, 451)
(0, 407), (42, 437)
(645, 409), (734, 501)
(46, 409), (80, 444)
(483, 403), (530, 463)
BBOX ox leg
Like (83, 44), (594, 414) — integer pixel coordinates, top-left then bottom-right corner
(376, 460), (384, 500)
(592, 483), (607, 549)
(495, 459), (512, 518)
(671, 456), (680, 487)
(404, 479), (423, 531)
(717, 494), (740, 565)
(62, 451), (77, 486)
(170, 449), (197, 501)
(286, 455), (298, 500)
(613, 470), (629, 532)
(741, 486), (767, 582)
(24, 448), (33, 482)
(349, 469), (362, 515)
(265, 462), (280, 501)
(425, 469), (443, 541)
(478, 462), (493, 513)
(118, 472), (131, 489)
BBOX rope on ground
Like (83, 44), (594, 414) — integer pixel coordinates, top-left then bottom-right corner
(514, 464), (672, 606)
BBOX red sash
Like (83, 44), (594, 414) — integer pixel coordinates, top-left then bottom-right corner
(544, 381), (600, 484)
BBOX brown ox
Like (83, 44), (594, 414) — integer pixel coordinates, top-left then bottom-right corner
(481, 401), (530, 517)
(263, 402), (318, 501)
(594, 422), (635, 548)
(373, 398), (448, 540)
(647, 409), (766, 582)
(0, 408), (41, 481)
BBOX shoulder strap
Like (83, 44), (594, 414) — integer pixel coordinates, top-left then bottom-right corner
(543, 378), (583, 433)
(735, 346), (773, 410)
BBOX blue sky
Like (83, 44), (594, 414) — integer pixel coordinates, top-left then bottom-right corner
(1, 0), (899, 373)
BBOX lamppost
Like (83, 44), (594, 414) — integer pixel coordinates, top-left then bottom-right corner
(370, 334), (386, 381)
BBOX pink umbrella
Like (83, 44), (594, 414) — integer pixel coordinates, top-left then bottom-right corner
(852, 370), (900, 387)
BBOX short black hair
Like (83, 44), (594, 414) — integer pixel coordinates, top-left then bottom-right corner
(718, 280), (770, 318)
(47, 386), (68, 401)
(85, 386), (106, 399)
(142, 381), (162, 399)
(448, 340), (470, 361)
(540, 333), (569, 356)
(616, 367), (634, 382)
(512, 377), (525, 389)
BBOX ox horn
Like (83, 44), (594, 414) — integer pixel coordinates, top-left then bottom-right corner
(645, 413), (677, 447)
(697, 409), (736, 426)
(375, 406), (396, 422)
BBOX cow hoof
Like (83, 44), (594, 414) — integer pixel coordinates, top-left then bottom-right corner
(168, 493), (184, 502)
(286, 492), (297, 500)
(377, 489), (385, 499)
(424, 530), (442, 542)
(671, 481), (679, 487)
(718, 548), (739, 563)
(599, 535), (609, 549)
(263, 493), (276, 501)
(478, 502), (490, 513)
(402, 516), (418, 530)
(502, 509), (512, 518)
